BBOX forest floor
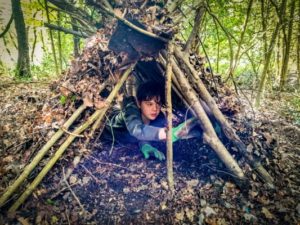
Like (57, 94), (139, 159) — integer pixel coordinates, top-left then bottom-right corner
(0, 77), (299, 225)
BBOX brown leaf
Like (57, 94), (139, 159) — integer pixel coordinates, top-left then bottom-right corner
(83, 93), (94, 107)
(263, 132), (274, 146)
(17, 217), (30, 225)
(185, 207), (195, 221)
(175, 210), (184, 221)
(262, 207), (274, 219)
(114, 8), (123, 18)
(60, 85), (72, 97)
(94, 99), (107, 109)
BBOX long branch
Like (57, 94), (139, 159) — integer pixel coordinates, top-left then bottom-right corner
(171, 55), (245, 179)
(44, 23), (89, 38)
(165, 42), (174, 192)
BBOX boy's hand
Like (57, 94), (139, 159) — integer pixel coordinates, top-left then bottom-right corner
(140, 144), (165, 161)
(172, 117), (198, 142)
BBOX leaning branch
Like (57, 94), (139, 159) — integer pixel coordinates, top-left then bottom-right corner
(165, 42), (174, 193)
(44, 22), (89, 38)
(170, 55), (245, 180)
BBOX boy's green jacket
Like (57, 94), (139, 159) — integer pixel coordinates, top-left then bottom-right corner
(103, 96), (166, 144)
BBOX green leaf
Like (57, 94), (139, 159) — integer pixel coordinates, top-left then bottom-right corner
(60, 95), (67, 105)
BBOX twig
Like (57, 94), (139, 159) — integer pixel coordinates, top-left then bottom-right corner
(63, 167), (88, 215)
(61, 127), (84, 137)
(80, 165), (101, 183)
(50, 181), (79, 199)
(64, 204), (71, 225)
(203, 164), (241, 179)
(89, 155), (131, 170)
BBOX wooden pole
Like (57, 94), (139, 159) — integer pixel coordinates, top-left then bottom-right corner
(165, 43), (174, 192)
(171, 56), (245, 180)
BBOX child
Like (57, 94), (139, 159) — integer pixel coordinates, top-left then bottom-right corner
(103, 80), (201, 160)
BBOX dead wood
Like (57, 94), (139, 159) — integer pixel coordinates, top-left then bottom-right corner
(173, 47), (274, 186)
(165, 42), (174, 192)
(44, 23), (90, 38)
(170, 55), (245, 180)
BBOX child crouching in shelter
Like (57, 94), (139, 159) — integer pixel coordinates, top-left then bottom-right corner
(102, 80), (202, 160)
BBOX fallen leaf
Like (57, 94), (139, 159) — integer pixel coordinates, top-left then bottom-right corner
(83, 93), (94, 107)
(160, 181), (168, 190)
(185, 207), (195, 221)
(114, 8), (123, 18)
(82, 176), (91, 185)
(187, 179), (199, 187)
(3, 155), (14, 163)
(203, 206), (216, 217)
(69, 175), (77, 184)
(262, 207), (274, 219)
(94, 99), (107, 109)
(17, 217), (30, 225)
(123, 187), (130, 194)
(243, 213), (257, 222)
(175, 211), (184, 221)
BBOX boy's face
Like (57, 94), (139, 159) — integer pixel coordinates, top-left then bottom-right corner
(138, 96), (161, 124)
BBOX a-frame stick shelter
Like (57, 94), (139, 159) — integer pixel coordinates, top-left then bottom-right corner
(0, 0), (274, 212)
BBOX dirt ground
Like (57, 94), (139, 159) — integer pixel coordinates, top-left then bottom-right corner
(0, 78), (299, 225)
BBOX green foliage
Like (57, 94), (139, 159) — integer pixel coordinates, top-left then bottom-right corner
(280, 95), (300, 125)
(60, 94), (76, 105)
(60, 95), (67, 105)
(31, 53), (60, 79)
(286, 96), (300, 125)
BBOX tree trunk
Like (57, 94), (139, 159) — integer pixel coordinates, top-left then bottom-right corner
(11, 0), (31, 78)
(275, 31), (281, 80)
(260, 0), (268, 60)
(255, 0), (287, 106)
(183, 4), (205, 53)
(297, 0), (300, 88)
(45, 0), (59, 75)
(71, 18), (80, 57)
(230, 0), (253, 75)
(57, 11), (63, 71)
(279, 0), (296, 91)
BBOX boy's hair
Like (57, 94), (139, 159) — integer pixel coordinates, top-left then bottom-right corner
(136, 81), (165, 105)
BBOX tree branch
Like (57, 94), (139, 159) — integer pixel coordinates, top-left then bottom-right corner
(0, 14), (13, 38)
(44, 22), (89, 38)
